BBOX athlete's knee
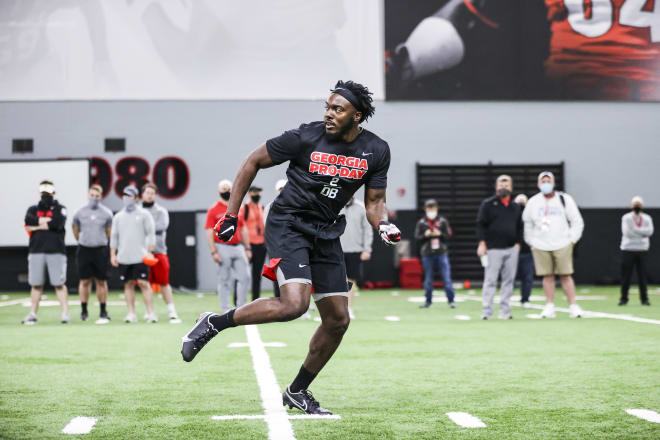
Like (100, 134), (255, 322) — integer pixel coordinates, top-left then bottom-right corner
(324, 314), (350, 338)
(80, 278), (92, 287)
(276, 296), (309, 321)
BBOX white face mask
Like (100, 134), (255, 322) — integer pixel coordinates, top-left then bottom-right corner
(426, 210), (438, 220)
(539, 182), (553, 195)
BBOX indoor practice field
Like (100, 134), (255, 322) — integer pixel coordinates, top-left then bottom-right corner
(1, 287), (659, 440)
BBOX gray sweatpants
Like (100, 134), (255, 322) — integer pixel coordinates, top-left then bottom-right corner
(215, 243), (250, 312)
(482, 246), (519, 317)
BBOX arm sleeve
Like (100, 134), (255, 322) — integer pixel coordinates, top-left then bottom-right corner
(265, 126), (304, 165)
(636, 215), (654, 237)
(110, 215), (119, 248)
(565, 195), (584, 243)
(414, 220), (427, 242)
(104, 209), (113, 228)
(362, 211), (373, 253)
(144, 213), (156, 249)
(205, 209), (215, 229)
(24, 206), (39, 226)
(440, 218), (451, 238)
(48, 205), (67, 231)
(476, 201), (488, 241)
(365, 143), (390, 189)
(156, 207), (169, 232)
(72, 209), (81, 227)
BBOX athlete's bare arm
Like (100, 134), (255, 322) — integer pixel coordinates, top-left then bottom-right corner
(226, 144), (274, 216)
(365, 188), (388, 229)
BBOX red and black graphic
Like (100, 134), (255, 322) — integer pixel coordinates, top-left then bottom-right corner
(308, 152), (369, 180)
(385, 0), (660, 101)
(152, 156), (189, 199)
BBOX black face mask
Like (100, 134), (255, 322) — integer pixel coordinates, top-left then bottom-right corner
(220, 191), (231, 201)
(497, 188), (511, 198)
(251, 195), (261, 203)
(40, 193), (53, 206)
(633, 206), (642, 214)
(142, 201), (154, 208)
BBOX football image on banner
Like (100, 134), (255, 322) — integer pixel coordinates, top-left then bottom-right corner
(385, 0), (660, 101)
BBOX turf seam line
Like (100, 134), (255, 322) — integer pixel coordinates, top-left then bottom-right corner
(245, 324), (296, 440)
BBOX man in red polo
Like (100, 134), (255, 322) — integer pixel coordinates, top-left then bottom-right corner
(205, 179), (251, 312)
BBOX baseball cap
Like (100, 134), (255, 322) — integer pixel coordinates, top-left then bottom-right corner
(123, 184), (139, 197)
(537, 171), (555, 183)
(39, 180), (55, 194)
(424, 199), (438, 208)
(249, 186), (263, 192)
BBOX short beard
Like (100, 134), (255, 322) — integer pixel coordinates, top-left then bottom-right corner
(325, 119), (354, 142)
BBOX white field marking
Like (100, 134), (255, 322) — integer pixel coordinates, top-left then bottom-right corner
(0, 298), (30, 307)
(196, 293), (204, 298)
(1, 294), (8, 300)
(245, 325), (296, 440)
(212, 414), (341, 421)
(526, 314), (543, 319)
(228, 342), (286, 348)
(384, 316), (401, 321)
(467, 289), (476, 294)
(446, 412), (486, 428)
(62, 417), (98, 434)
(459, 295), (660, 325)
(580, 288), (591, 293)
(626, 409), (660, 423)
(454, 315), (471, 321)
(391, 291), (400, 296)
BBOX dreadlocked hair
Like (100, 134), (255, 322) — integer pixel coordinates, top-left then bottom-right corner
(332, 80), (375, 123)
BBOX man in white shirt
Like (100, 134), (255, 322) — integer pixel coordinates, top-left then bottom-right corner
(522, 171), (585, 318)
(619, 196), (654, 306)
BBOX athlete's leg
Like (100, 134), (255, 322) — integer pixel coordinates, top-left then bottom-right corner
(79, 278), (92, 304)
(302, 295), (350, 374)
(137, 279), (155, 314)
(29, 286), (43, 315)
(233, 282), (311, 324)
(95, 279), (108, 304)
(124, 281), (136, 315)
(54, 285), (69, 316)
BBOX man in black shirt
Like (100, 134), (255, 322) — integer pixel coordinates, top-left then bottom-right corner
(22, 180), (69, 325)
(476, 175), (522, 320)
(182, 80), (401, 415)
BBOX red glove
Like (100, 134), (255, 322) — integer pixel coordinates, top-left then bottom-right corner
(214, 213), (238, 242)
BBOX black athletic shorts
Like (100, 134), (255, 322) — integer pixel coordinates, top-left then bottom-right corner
(77, 245), (109, 280)
(343, 252), (363, 282)
(117, 263), (149, 282)
(265, 209), (349, 301)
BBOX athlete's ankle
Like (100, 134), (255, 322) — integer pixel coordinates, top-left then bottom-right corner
(289, 365), (317, 393)
(209, 309), (237, 332)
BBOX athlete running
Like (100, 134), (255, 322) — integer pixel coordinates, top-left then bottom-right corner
(181, 80), (401, 415)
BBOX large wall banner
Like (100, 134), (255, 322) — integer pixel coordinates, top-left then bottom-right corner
(385, 0), (660, 101)
(0, 0), (383, 100)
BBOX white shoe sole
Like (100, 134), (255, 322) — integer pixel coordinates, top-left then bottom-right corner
(95, 318), (110, 325)
(169, 318), (182, 324)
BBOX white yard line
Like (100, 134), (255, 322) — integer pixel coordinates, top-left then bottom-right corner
(61, 417), (98, 434)
(454, 315), (471, 321)
(245, 325), (296, 440)
(212, 415), (268, 421)
(384, 316), (400, 321)
(0, 298), (29, 307)
(459, 295), (660, 325)
(212, 414), (341, 421)
(626, 409), (660, 423)
(446, 412), (486, 428)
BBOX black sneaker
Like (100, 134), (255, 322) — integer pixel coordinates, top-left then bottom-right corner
(618, 300), (628, 306)
(283, 386), (332, 415)
(419, 303), (431, 309)
(641, 300), (651, 306)
(100, 310), (111, 320)
(181, 312), (220, 362)
(81, 311), (89, 321)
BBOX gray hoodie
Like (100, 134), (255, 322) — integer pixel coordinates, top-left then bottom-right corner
(110, 206), (156, 265)
(620, 212), (654, 251)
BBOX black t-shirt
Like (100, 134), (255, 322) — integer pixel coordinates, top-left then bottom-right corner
(24, 200), (67, 253)
(267, 121), (390, 225)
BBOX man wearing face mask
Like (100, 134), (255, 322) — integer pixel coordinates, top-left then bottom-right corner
(22, 180), (69, 325)
(239, 186), (267, 301)
(523, 171), (584, 318)
(72, 184), (113, 323)
(619, 196), (654, 306)
(110, 185), (157, 323)
(205, 179), (251, 312)
(415, 199), (454, 308)
(476, 175), (522, 320)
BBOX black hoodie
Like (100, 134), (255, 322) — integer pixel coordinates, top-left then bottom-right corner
(24, 199), (67, 253)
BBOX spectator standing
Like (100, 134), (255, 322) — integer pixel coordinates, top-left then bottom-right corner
(265, 179), (287, 297)
(415, 199), (455, 309)
(476, 175), (522, 320)
(141, 183), (181, 323)
(240, 186), (267, 301)
(72, 184), (113, 323)
(110, 185), (157, 323)
(514, 194), (534, 309)
(205, 179), (251, 312)
(22, 180), (69, 325)
(620, 196), (654, 306)
(523, 171), (584, 318)
(340, 196), (373, 319)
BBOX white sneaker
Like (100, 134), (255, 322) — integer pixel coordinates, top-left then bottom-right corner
(124, 313), (137, 323)
(522, 302), (532, 309)
(498, 313), (512, 320)
(569, 304), (584, 318)
(348, 308), (355, 320)
(22, 312), (38, 325)
(147, 312), (158, 323)
(61, 312), (70, 324)
(95, 317), (110, 325)
(301, 312), (312, 320)
(540, 303), (556, 319)
(169, 313), (182, 324)
(143, 312), (149, 321)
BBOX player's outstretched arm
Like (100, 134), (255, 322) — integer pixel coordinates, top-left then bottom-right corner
(365, 188), (401, 246)
(226, 144), (274, 216)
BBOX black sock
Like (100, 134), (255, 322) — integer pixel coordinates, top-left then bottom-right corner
(289, 366), (317, 393)
(209, 309), (237, 332)
(81, 302), (88, 314)
(100, 303), (106, 314)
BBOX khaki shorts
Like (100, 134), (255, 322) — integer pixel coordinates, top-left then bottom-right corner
(531, 245), (574, 276)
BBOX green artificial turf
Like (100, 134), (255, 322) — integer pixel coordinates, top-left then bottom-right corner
(1, 286), (659, 439)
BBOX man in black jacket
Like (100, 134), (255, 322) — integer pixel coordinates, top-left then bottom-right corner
(22, 180), (69, 325)
(415, 199), (455, 308)
(476, 175), (522, 319)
